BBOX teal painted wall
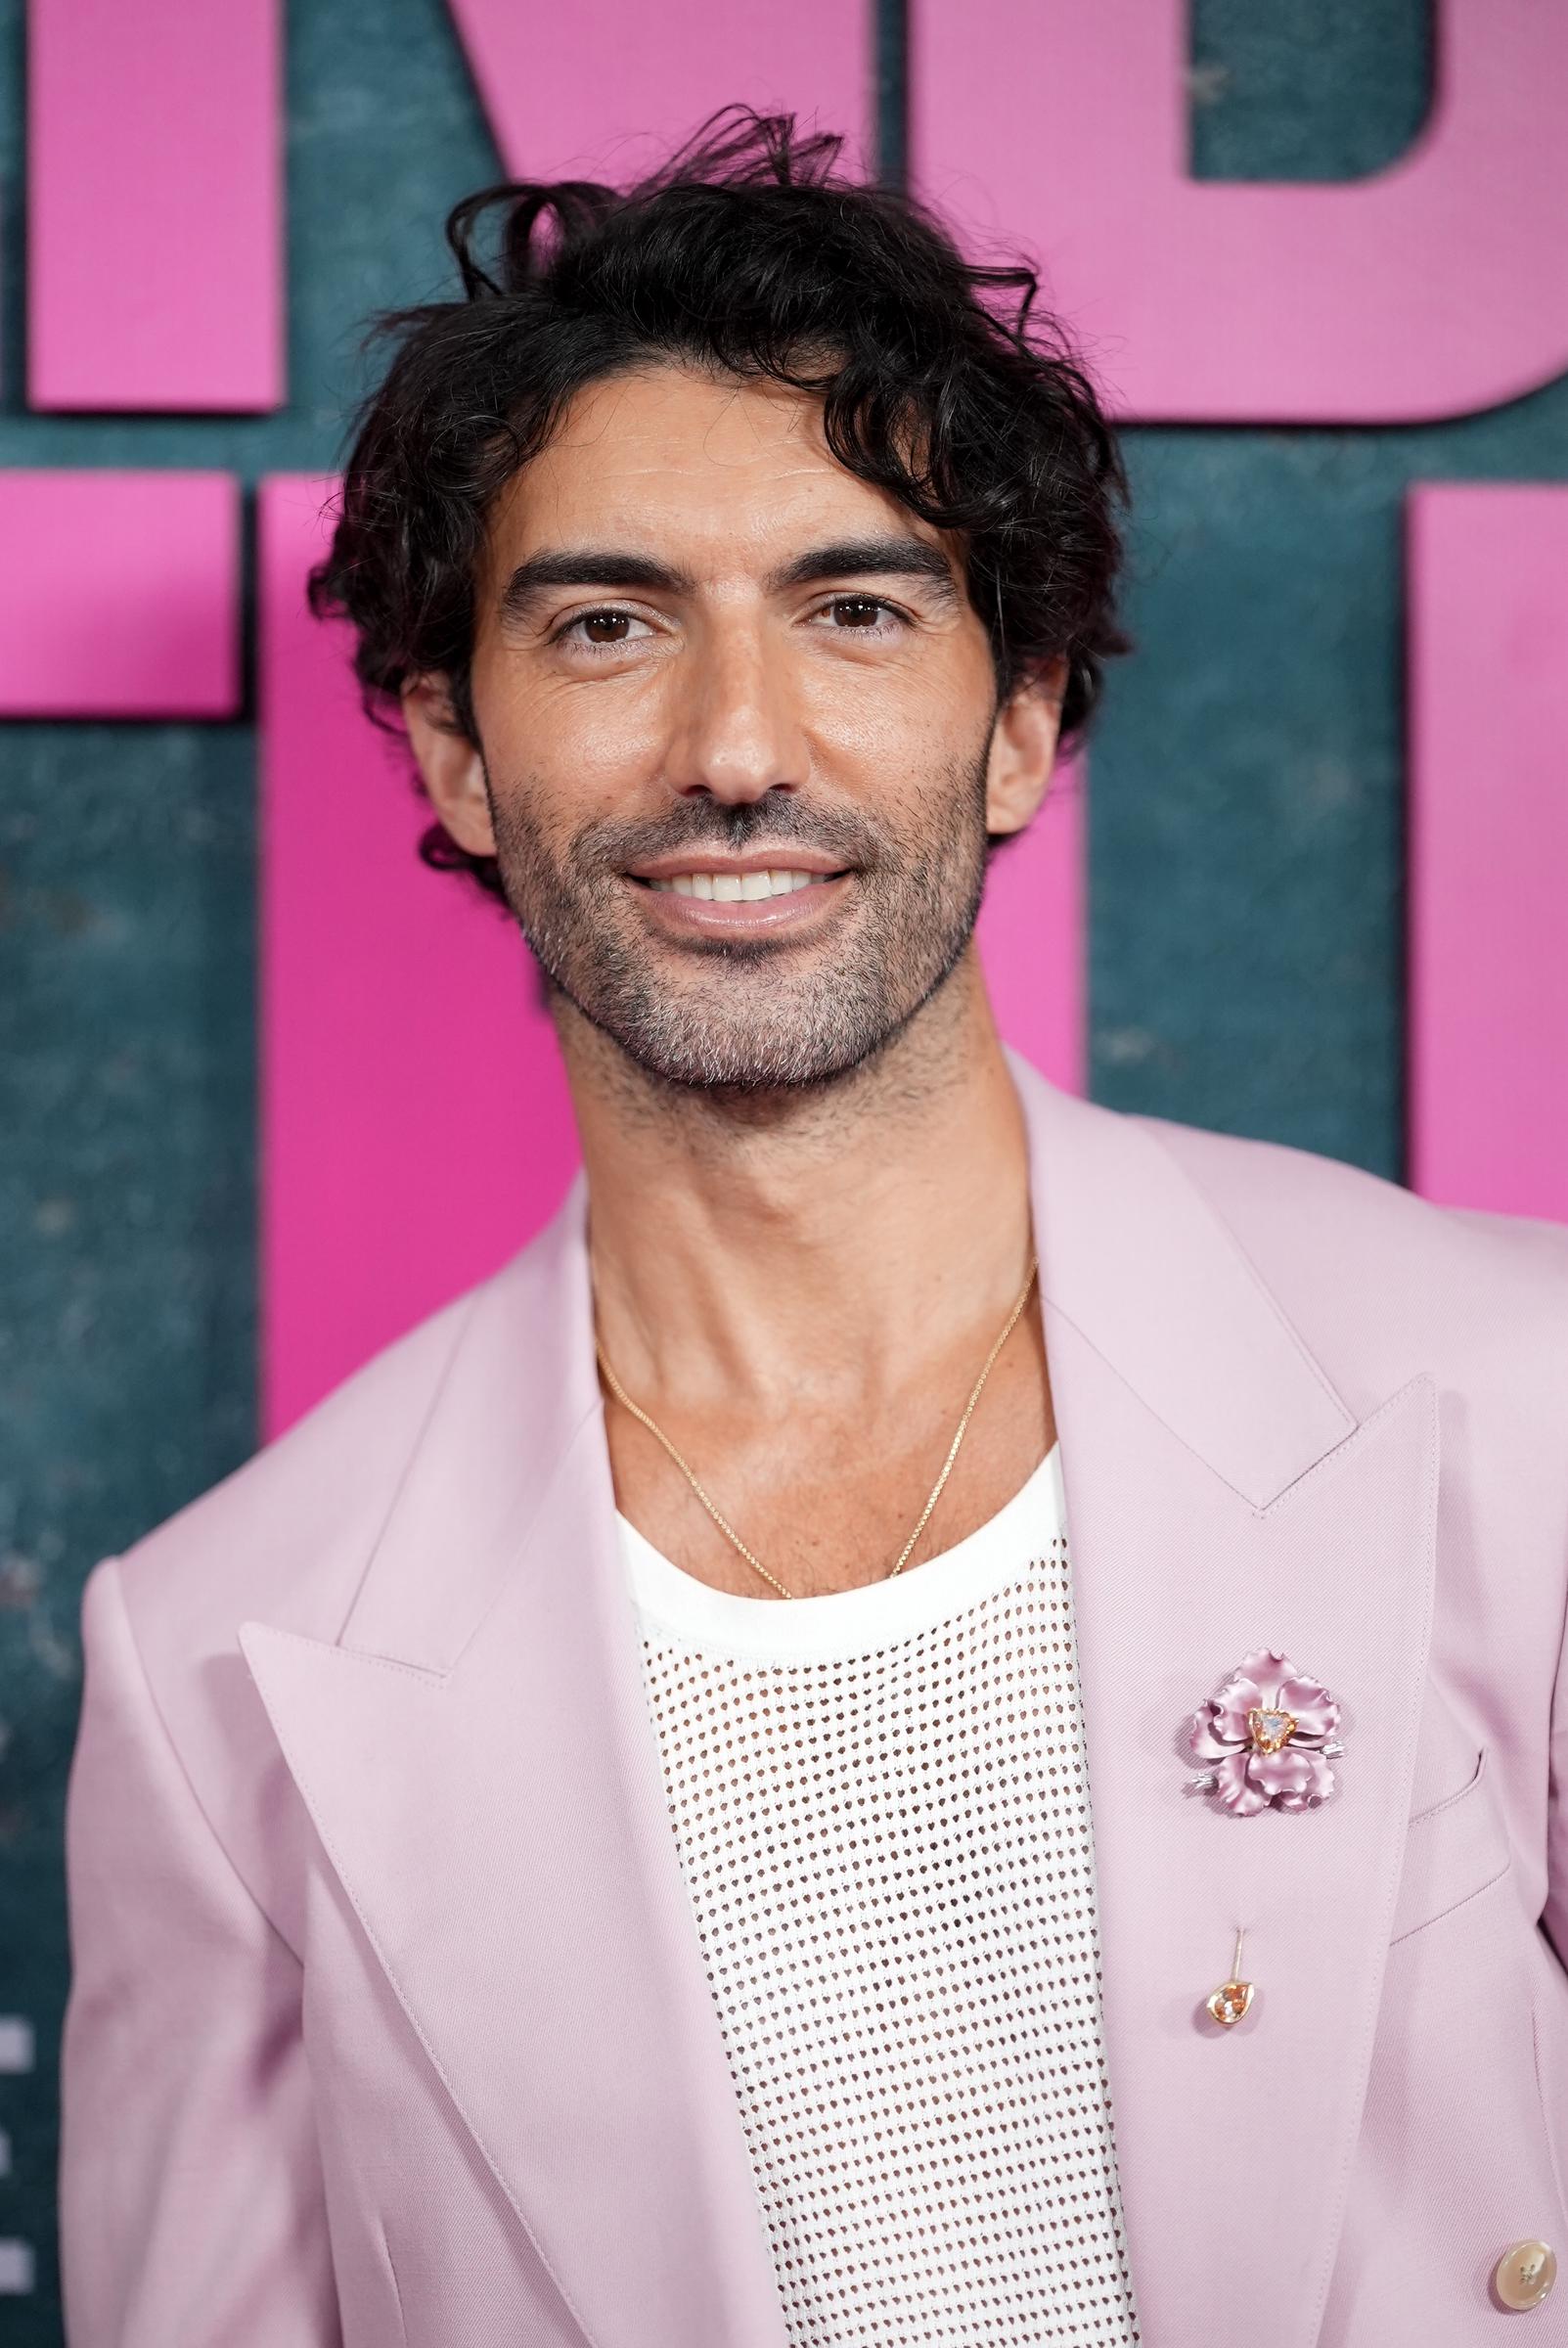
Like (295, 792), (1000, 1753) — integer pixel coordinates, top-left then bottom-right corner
(1, 3), (1564, 2333)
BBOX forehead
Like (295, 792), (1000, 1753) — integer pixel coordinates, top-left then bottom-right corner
(483, 362), (944, 576)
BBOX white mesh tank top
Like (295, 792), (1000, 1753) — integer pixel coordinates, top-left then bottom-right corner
(618, 1443), (1142, 2345)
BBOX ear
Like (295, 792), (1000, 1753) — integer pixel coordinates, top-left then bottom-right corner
(401, 673), (497, 857)
(984, 655), (1070, 839)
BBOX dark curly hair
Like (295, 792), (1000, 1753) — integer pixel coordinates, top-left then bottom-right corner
(308, 107), (1133, 907)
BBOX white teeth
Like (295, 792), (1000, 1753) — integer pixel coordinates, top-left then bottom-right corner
(645, 868), (832, 898)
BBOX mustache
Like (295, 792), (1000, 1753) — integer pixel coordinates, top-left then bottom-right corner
(572, 796), (886, 876)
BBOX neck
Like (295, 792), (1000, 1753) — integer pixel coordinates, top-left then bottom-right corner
(564, 947), (1035, 1418)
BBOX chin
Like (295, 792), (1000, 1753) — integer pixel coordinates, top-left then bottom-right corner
(628, 1039), (880, 1095)
(622, 996), (927, 1095)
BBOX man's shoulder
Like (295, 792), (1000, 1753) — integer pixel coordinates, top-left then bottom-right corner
(1143, 1105), (1568, 1278)
(111, 1254), (512, 1647)
(1140, 1106), (1568, 1407)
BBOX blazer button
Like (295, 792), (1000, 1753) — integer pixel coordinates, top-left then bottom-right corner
(1494, 2240), (1558, 2311)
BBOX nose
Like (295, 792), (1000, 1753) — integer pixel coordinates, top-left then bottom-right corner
(665, 612), (809, 806)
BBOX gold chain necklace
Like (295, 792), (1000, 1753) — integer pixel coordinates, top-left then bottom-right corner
(594, 1254), (1039, 1601)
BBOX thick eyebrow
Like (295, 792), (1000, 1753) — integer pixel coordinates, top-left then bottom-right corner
(498, 550), (695, 625)
(764, 536), (961, 603)
(497, 534), (961, 626)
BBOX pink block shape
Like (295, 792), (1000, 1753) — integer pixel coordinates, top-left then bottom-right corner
(28, 0), (282, 412)
(1408, 485), (1568, 1220)
(448, 0), (872, 183)
(259, 477), (578, 1438)
(976, 755), (1086, 1096)
(912, 0), (1568, 424)
(0, 471), (239, 716)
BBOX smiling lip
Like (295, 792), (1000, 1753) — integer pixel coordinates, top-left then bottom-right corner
(624, 864), (853, 936)
(626, 849), (848, 882)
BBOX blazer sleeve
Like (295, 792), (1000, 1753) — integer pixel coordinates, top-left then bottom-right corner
(59, 1556), (342, 2348)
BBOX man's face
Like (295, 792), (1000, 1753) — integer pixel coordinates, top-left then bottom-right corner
(416, 363), (1062, 1092)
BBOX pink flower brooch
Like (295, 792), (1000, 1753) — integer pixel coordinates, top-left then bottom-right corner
(1187, 1647), (1344, 1815)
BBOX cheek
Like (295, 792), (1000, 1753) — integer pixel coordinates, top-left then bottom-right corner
(806, 681), (990, 815)
(797, 641), (993, 771)
(484, 671), (671, 814)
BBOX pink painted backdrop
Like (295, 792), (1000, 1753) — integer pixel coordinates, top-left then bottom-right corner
(258, 478), (578, 1437)
(0, 473), (240, 717)
(449, 0), (872, 181)
(976, 767), (1086, 1101)
(27, 0), (282, 412)
(911, 0), (1568, 423)
(1407, 486), (1568, 1222)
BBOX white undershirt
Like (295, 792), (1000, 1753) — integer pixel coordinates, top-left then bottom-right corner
(619, 1444), (1142, 2345)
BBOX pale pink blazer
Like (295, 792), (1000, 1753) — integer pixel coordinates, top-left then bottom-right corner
(58, 1049), (1568, 2344)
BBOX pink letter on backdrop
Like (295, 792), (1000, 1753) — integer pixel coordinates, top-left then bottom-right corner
(977, 759), (1086, 1098)
(1408, 485), (1568, 1220)
(259, 477), (578, 1438)
(0, 472), (239, 716)
(28, 0), (282, 411)
(447, 0), (872, 180)
(911, 0), (1568, 424)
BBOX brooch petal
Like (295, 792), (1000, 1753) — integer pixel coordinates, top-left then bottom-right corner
(1186, 1648), (1342, 1814)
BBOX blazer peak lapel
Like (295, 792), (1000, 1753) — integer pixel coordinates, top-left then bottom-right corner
(1010, 1055), (1439, 2345)
(241, 1178), (789, 2348)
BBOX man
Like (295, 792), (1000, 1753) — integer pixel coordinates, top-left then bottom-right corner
(59, 111), (1568, 2345)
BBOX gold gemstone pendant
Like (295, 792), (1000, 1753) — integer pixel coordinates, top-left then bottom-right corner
(1207, 1977), (1254, 2026)
(1248, 1705), (1297, 1754)
(1206, 1928), (1254, 2027)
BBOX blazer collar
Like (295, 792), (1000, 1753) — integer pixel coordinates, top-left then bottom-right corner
(242, 1052), (1436, 2348)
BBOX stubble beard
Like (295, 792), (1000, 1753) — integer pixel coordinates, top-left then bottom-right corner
(481, 747), (995, 1096)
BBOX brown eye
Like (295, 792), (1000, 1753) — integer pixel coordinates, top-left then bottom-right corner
(829, 596), (887, 628)
(557, 609), (654, 653)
